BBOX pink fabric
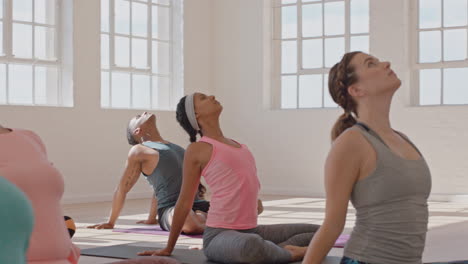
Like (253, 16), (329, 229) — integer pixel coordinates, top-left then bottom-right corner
(0, 129), (80, 264)
(199, 137), (260, 229)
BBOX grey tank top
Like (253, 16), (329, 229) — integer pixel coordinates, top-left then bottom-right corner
(142, 141), (186, 209)
(344, 124), (432, 264)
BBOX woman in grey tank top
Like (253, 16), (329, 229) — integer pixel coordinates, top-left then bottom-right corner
(303, 52), (432, 264)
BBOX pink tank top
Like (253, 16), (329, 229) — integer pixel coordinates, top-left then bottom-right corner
(0, 129), (80, 264)
(199, 136), (260, 229)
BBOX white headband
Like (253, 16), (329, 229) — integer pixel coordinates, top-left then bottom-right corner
(185, 93), (200, 131)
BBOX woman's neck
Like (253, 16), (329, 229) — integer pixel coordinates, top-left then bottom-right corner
(200, 119), (225, 140)
(357, 97), (393, 135)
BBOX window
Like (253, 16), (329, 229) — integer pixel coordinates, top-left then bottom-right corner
(416, 0), (468, 105)
(101, 0), (183, 110)
(273, 0), (369, 109)
(0, 0), (65, 106)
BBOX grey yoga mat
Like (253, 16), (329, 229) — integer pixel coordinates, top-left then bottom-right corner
(81, 242), (342, 264)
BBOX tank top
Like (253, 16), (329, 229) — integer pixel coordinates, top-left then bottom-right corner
(0, 175), (34, 264)
(199, 136), (260, 229)
(344, 124), (432, 264)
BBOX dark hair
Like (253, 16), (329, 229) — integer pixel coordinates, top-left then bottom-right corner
(175, 96), (207, 199)
(329, 51), (361, 141)
(126, 120), (139, 145)
(176, 96), (203, 143)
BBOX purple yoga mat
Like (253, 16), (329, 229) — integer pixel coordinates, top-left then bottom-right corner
(113, 227), (350, 247)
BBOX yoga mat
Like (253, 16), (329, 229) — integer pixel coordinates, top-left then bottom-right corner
(113, 227), (203, 238)
(81, 243), (342, 264)
(112, 227), (350, 248)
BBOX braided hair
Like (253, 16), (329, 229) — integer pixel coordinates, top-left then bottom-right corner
(328, 51), (361, 141)
(175, 95), (207, 199)
(176, 96), (203, 143)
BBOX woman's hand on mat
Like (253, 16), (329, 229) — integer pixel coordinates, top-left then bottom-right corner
(137, 248), (172, 256)
(136, 218), (159, 225)
(86, 223), (114, 229)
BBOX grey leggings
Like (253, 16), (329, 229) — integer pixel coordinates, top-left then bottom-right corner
(203, 224), (320, 264)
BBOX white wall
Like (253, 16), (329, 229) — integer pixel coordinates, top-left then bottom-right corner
(212, 0), (468, 199)
(0, 0), (213, 204)
(2, 0), (466, 203)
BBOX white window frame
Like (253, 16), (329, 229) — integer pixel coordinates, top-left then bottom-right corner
(101, 0), (183, 110)
(411, 0), (468, 106)
(272, 0), (369, 109)
(0, 0), (63, 106)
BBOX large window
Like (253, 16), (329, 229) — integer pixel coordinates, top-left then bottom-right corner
(273, 0), (369, 109)
(101, 0), (183, 110)
(0, 0), (64, 106)
(416, 0), (468, 105)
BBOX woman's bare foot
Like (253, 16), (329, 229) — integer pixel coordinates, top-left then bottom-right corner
(284, 245), (308, 262)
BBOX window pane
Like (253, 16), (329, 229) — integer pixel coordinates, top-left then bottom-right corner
(152, 0), (170, 4)
(302, 3), (322, 38)
(0, 64), (5, 104)
(443, 0), (468, 27)
(101, 0), (109, 32)
(35, 0), (55, 25)
(350, 35), (369, 53)
(152, 41), (170, 74)
(303, 0), (321, 2)
(13, 0), (32, 22)
(419, 0), (441, 29)
(419, 30), (441, 63)
(283, 0), (296, 4)
(152, 6), (170, 40)
(13, 23), (32, 58)
(444, 29), (467, 61)
(324, 73), (337, 107)
(111, 72), (130, 108)
(9, 65), (33, 104)
(35, 66), (58, 105)
(0, 22), (3, 55)
(350, 0), (369, 34)
(35, 26), (56, 60)
(324, 1), (344, 36)
(419, 69), (441, 105)
(443, 68), (468, 104)
(152, 76), (170, 110)
(132, 74), (151, 109)
(115, 36), (130, 67)
(282, 6), (297, 39)
(303, 39), (322, 68)
(299, 75), (322, 108)
(325, 37), (345, 67)
(115, 0), (130, 34)
(0, 0), (3, 19)
(101, 71), (110, 107)
(101, 34), (109, 69)
(281, 75), (297, 109)
(132, 38), (148, 69)
(282, 40), (297, 73)
(132, 2), (148, 37)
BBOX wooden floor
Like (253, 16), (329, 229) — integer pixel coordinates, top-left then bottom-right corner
(63, 195), (468, 264)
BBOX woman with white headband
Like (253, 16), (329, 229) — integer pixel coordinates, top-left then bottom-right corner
(138, 93), (320, 263)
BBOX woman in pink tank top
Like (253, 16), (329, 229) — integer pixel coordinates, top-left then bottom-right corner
(138, 93), (320, 264)
(0, 125), (80, 264)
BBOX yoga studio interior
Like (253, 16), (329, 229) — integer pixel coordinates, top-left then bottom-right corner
(1, 0), (467, 264)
